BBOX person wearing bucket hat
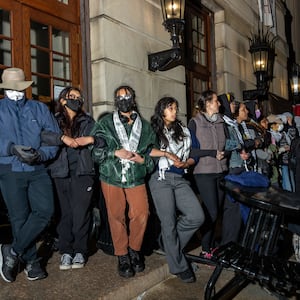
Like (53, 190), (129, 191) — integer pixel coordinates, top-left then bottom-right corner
(0, 67), (33, 92)
(0, 67), (60, 283)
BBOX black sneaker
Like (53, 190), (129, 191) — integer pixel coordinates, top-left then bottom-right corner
(0, 244), (19, 283)
(177, 268), (196, 283)
(118, 255), (134, 278)
(24, 261), (47, 281)
(128, 247), (145, 273)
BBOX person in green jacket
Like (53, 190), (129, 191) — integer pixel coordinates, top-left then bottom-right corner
(90, 85), (157, 278)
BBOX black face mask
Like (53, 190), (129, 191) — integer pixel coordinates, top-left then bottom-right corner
(65, 99), (82, 112)
(116, 99), (134, 113)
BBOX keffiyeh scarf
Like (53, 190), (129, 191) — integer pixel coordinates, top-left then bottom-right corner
(158, 125), (191, 180)
(113, 111), (142, 183)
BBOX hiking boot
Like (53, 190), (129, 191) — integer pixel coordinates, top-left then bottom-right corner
(0, 244), (19, 283)
(118, 255), (134, 278)
(72, 253), (85, 269)
(24, 261), (47, 281)
(59, 254), (73, 270)
(176, 268), (196, 283)
(128, 247), (145, 273)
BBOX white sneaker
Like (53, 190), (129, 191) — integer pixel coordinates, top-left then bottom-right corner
(59, 254), (73, 270)
(72, 253), (85, 269)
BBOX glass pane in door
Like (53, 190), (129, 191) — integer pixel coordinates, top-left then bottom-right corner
(0, 39), (11, 67)
(31, 48), (50, 74)
(0, 9), (11, 37)
(53, 53), (70, 79)
(30, 21), (49, 48)
(0, 9), (12, 66)
(31, 74), (50, 100)
(52, 28), (69, 54)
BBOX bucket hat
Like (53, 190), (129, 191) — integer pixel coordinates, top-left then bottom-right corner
(0, 68), (33, 91)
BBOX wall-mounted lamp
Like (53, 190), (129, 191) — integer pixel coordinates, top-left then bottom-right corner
(248, 27), (276, 92)
(148, 0), (185, 72)
(290, 63), (300, 105)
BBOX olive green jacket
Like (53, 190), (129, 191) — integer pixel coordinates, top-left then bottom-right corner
(90, 112), (157, 188)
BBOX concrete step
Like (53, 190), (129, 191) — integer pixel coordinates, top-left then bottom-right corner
(0, 247), (172, 300)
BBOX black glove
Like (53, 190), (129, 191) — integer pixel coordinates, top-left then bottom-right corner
(11, 145), (41, 165)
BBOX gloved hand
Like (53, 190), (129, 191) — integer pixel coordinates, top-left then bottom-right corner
(11, 145), (41, 165)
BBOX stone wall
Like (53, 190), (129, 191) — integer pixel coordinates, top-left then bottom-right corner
(89, 0), (295, 121)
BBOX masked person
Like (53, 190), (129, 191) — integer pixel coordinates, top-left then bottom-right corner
(90, 85), (157, 278)
(0, 68), (60, 282)
(41, 87), (105, 270)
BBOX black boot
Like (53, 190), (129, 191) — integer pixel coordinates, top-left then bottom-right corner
(128, 247), (145, 273)
(118, 255), (134, 278)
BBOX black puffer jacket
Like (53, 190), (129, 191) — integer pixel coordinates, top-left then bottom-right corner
(45, 113), (97, 178)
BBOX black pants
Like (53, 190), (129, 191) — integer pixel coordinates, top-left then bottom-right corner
(54, 174), (94, 256)
(220, 195), (242, 245)
(194, 173), (225, 252)
(0, 169), (54, 262)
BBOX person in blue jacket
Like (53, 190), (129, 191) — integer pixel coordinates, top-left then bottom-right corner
(0, 68), (60, 283)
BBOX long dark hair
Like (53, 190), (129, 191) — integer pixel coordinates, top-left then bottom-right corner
(151, 97), (185, 147)
(56, 86), (85, 137)
(197, 90), (216, 113)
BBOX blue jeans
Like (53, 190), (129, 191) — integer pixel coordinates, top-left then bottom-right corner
(281, 165), (295, 192)
(0, 168), (54, 262)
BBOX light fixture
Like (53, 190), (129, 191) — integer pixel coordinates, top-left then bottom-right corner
(290, 63), (300, 105)
(290, 63), (300, 95)
(148, 0), (185, 72)
(248, 26), (276, 91)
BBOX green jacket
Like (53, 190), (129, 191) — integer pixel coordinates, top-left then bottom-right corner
(90, 112), (157, 188)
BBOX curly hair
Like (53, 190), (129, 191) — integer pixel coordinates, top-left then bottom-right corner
(56, 86), (85, 137)
(151, 97), (185, 147)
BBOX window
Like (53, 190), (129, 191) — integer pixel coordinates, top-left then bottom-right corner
(185, 1), (213, 119)
(0, 0), (81, 108)
(30, 20), (72, 102)
(0, 9), (12, 67)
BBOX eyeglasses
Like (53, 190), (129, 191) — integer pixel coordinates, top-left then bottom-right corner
(115, 94), (133, 101)
(64, 96), (84, 103)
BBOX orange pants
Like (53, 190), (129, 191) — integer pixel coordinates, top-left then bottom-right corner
(101, 182), (149, 256)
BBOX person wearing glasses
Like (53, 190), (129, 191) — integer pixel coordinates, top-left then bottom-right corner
(42, 86), (105, 270)
(90, 85), (157, 278)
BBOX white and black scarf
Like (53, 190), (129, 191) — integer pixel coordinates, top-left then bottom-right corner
(113, 111), (142, 183)
(158, 125), (191, 180)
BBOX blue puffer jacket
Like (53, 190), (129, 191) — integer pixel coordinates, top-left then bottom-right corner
(0, 96), (60, 172)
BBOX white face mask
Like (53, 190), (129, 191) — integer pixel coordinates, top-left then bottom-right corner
(5, 90), (25, 101)
(277, 124), (284, 132)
